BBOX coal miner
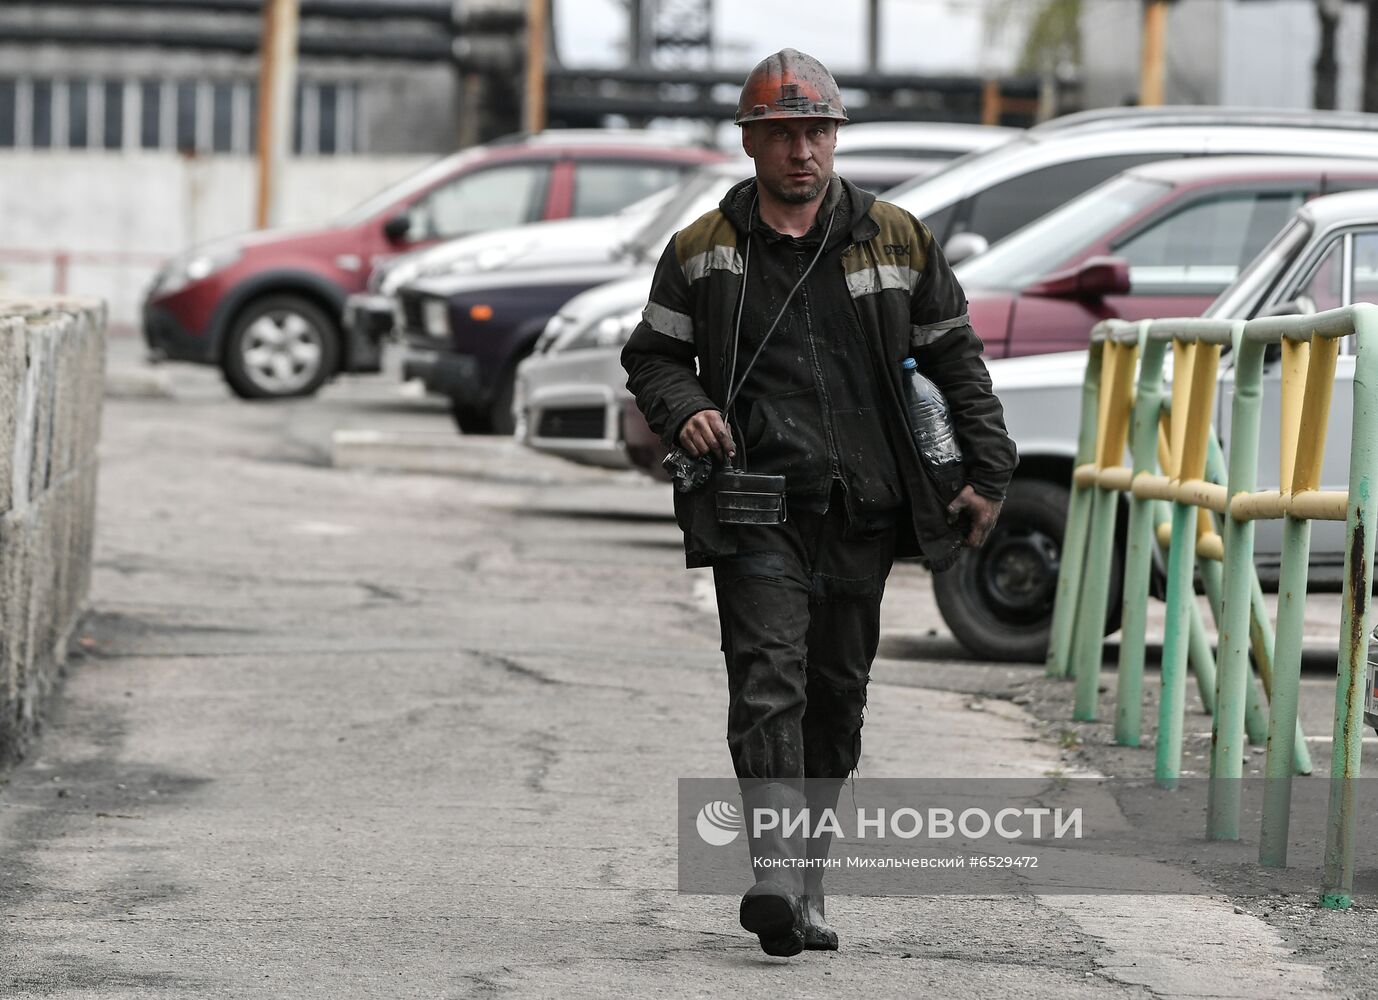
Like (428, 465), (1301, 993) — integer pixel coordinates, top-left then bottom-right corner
(621, 49), (1018, 956)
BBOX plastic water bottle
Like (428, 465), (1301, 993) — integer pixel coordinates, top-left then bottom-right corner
(901, 357), (963, 469)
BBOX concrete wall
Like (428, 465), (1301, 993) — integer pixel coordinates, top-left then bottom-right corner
(0, 296), (104, 765)
(0, 152), (433, 331)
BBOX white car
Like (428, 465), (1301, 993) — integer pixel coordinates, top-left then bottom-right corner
(939, 188), (1378, 661)
(341, 187), (676, 345)
(834, 121), (1019, 162)
(510, 158), (944, 455)
(514, 274), (651, 469)
(884, 106), (1378, 264)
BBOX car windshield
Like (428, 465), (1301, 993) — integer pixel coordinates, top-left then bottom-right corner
(334, 150), (484, 226)
(1203, 215), (1313, 319)
(881, 133), (1040, 208)
(955, 176), (1169, 290)
(623, 168), (742, 261)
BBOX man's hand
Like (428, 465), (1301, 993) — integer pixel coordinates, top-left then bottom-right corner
(947, 485), (1003, 548)
(678, 409), (736, 462)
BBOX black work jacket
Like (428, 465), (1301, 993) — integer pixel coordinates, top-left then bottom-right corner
(730, 180), (905, 519)
(621, 175), (1018, 570)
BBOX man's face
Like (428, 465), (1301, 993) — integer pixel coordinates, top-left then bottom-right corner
(741, 117), (838, 205)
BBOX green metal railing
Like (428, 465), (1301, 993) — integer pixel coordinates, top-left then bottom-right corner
(1047, 303), (1378, 908)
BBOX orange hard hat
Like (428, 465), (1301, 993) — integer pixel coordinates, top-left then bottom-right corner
(735, 48), (848, 126)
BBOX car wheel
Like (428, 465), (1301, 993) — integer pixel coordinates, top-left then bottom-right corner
(487, 366), (518, 437)
(223, 294), (339, 399)
(450, 396), (492, 435)
(932, 478), (1123, 663)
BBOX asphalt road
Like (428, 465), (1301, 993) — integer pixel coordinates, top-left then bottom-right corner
(0, 338), (1369, 998)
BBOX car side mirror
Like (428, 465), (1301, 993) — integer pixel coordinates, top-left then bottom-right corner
(944, 231), (989, 265)
(1025, 256), (1131, 300)
(383, 214), (411, 243)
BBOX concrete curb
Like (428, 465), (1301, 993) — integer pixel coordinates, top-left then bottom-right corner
(331, 429), (644, 487)
(104, 364), (174, 399)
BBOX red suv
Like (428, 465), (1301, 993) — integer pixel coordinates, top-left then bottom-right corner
(142, 131), (723, 399)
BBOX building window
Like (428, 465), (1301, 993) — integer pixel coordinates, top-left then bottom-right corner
(318, 83), (338, 155)
(68, 79), (89, 150)
(31, 79), (52, 148)
(213, 81), (235, 154)
(175, 80), (197, 152)
(103, 80), (124, 150)
(140, 79), (161, 149)
(6, 76), (356, 155)
(292, 82), (305, 155)
(0, 79), (15, 147)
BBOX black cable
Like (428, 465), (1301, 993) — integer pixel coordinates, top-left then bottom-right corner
(723, 200), (838, 418)
(724, 199), (755, 467)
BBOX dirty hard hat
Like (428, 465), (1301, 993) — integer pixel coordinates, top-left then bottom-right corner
(735, 48), (848, 126)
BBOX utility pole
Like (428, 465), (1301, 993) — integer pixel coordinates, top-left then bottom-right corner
(867, 0), (881, 72)
(1139, 0), (1168, 106)
(524, 0), (547, 132)
(255, 0), (299, 228)
(1315, 0), (1342, 110)
(1365, 0), (1378, 111)
(628, 0), (646, 67)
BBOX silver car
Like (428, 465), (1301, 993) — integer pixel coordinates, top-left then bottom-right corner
(885, 107), (1378, 264)
(941, 188), (1378, 661)
(514, 274), (651, 469)
(512, 158), (944, 464)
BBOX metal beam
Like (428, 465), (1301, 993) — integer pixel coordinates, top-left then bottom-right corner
(18, 0), (453, 19)
(547, 65), (1041, 97)
(0, 23), (453, 60)
(546, 92), (985, 125)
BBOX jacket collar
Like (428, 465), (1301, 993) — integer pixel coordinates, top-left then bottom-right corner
(719, 174), (880, 246)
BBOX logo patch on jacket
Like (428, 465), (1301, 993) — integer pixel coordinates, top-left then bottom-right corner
(883, 244), (910, 256)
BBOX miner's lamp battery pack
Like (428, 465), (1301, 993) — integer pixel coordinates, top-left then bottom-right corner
(715, 470), (787, 526)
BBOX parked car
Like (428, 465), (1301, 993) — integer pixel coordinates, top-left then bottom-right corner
(142, 130), (724, 399)
(514, 274), (652, 468)
(882, 107), (1378, 265)
(397, 156), (929, 434)
(834, 121), (1018, 161)
(938, 188), (1378, 662)
(518, 155), (1378, 477)
(342, 186), (676, 351)
(954, 155), (1378, 359)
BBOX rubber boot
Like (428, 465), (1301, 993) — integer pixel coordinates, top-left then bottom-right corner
(738, 781), (806, 957)
(801, 778), (843, 950)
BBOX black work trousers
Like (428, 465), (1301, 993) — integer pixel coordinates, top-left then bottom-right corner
(711, 495), (897, 782)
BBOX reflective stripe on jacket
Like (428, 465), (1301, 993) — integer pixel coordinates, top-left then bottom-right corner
(622, 175), (1017, 569)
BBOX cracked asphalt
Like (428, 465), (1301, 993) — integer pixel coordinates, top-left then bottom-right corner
(0, 339), (1362, 998)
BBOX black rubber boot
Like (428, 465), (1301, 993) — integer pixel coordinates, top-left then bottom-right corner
(800, 891), (838, 951)
(739, 881), (804, 957)
(738, 781), (806, 957)
(801, 777), (844, 950)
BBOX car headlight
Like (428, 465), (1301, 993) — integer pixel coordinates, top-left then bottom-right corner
(381, 261), (421, 297)
(152, 245), (243, 296)
(422, 298), (450, 338)
(535, 314), (567, 354)
(560, 307), (642, 352)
